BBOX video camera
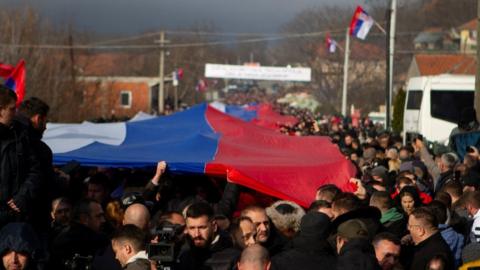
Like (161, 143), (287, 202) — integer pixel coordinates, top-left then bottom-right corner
(64, 254), (93, 270)
(147, 224), (183, 270)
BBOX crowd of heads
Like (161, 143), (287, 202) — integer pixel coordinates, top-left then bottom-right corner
(3, 84), (480, 270)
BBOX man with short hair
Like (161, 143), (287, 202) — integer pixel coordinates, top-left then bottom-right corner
(0, 86), (41, 227)
(86, 173), (111, 206)
(415, 139), (456, 193)
(370, 191), (406, 238)
(15, 97), (60, 230)
(336, 219), (381, 270)
(428, 200), (463, 267)
(464, 191), (480, 243)
(237, 244), (271, 270)
(315, 184), (341, 203)
(372, 232), (401, 270)
(49, 197), (72, 240)
(111, 224), (150, 270)
(331, 193), (360, 219)
(52, 199), (109, 268)
(178, 202), (239, 270)
(407, 207), (453, 270)
(241, 205), (287, 256)
(441, 181), (463, 205)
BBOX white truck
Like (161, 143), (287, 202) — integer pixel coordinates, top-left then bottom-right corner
(403, 75), (475, 144)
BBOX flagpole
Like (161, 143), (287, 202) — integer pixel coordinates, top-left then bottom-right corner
(386, 0), (396, 130)
(341, 27), (350, 117)
(157, 31), (166, 114)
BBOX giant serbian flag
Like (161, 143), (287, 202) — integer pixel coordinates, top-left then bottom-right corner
(45, 104), (355, 207)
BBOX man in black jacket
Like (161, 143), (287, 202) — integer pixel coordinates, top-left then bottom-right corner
(369, 191), (406, 239)
(51, 199), (109, 269)
(0, 86), (41, 228)
(177, 202), (239, 270)
(406, 207), (454, 270)
(14, 97), (55, 231)
(335, 219), (381, 270)
(272, 212), (336, 270)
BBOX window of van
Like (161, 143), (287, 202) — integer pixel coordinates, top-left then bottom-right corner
(406, 90), (422, 109)
(430, 90), (474, 123)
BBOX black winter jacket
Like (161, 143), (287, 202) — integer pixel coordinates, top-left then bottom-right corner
(0, 123), (41, 226)
(336, 238), (381, 270)
(272, 233), (336, 270)
(409, 232), (454, 270)
(51, 222), (110, 269)
(13, 115), (56, 230)
(177, 231), (240, 270)
(272, 213), (336, 270)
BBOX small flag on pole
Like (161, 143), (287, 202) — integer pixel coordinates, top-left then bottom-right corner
(325, 33), (337, 53)
(0, 59), (26, 106)
(349, 6), (374, 40)
(195, 79), (208, 92)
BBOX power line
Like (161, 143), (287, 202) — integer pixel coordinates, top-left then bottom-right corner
(0, 30), (334, 50)
(0, 28), (452, 51)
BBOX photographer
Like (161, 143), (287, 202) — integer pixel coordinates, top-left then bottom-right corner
(148, 218), (185, 270)
(111, 225), (150, 270)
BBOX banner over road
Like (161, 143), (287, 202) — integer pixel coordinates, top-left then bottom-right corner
(205, 63), (311, 82)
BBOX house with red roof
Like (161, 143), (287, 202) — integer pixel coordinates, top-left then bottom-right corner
(407, 54), (476, 78)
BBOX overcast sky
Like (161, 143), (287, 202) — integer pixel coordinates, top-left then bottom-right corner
(2, 0), (362, 35)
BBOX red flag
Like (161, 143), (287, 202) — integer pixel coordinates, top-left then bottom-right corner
(0, 60), (26, 106)
(195, 79), (208, 92)
(0, 63), (14, 77)
(177, 68), (184, 80)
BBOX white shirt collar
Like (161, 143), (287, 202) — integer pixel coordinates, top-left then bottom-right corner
(126, 250), (148, 265)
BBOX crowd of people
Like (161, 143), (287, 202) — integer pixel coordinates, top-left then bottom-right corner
(1, 83), (480, 270)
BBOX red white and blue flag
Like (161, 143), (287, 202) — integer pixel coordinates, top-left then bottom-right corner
(0, 59), (26, 106)
(349, 6), (374, 40)
(325, 33), (337, 53)
(46, 103), (356, 207)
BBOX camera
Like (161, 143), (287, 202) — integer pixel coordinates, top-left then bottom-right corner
(148, 223), (184, 268)
(64, 254), (93, 270)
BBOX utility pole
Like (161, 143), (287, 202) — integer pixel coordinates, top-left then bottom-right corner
(475, 0), (480, 122)
(341, 27), (350, 117)
(386, 0), (397, 130)
(156, 31), (166, 114)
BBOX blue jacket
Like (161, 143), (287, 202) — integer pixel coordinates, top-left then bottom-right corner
(439, 224), (464, 267)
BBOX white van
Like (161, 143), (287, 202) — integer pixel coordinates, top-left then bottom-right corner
(403, 75), (475, 144)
